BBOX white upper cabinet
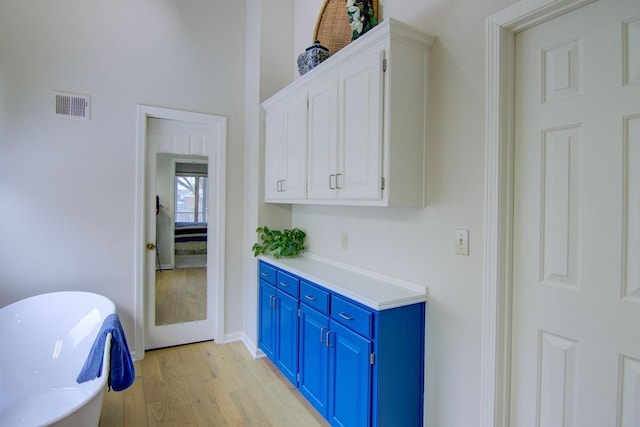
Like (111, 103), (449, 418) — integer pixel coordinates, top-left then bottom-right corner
(307, 75), (339, 200)
(264, 91), (308, 201)
(336, 47), (384, 202)
(262, 18), (435, 207)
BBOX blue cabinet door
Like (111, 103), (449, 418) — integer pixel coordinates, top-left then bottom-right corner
(258, 279), (277, 362)
(328, 320), (372, 427)
(276, 290), (299, 386)
(299, 304), (330, 417)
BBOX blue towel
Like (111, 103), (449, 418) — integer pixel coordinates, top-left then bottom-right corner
(77, 313), (135, 391)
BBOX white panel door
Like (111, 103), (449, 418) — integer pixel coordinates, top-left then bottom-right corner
(511, 0), (640, 426)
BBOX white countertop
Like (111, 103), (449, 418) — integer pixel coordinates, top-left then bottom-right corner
(258, 254), (429, 311)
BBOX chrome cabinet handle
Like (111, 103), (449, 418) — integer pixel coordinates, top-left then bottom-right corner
(336, 173), (342, 189)
(279, 281), (289, 287)
(320, 326), (328, 344)
(261, 272), (268, 276)
(339, 312), (354, 321)
(269, 295), (279, 309)
(326, 330), (335, 347)
(329, 174), (336, 190)
(304, 294), (317, 301)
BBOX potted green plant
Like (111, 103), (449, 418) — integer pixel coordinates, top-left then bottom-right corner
(252, 226), (306, 259)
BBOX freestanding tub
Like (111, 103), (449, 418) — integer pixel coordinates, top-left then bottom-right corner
(0, 291), (116, 426)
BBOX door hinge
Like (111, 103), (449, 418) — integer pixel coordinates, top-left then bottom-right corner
(370, 353), (375, 365)
(381, 177), (385, 190)
(382, 58), (387, 72)
(298, 308), (301, 317)
(297, 373), (300, 382)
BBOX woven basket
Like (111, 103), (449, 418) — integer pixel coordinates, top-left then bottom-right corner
(313, 0), (379, 55)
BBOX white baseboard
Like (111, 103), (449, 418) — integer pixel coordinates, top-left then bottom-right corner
(222, 331), (244, 344)
(233, 333), (265, 359)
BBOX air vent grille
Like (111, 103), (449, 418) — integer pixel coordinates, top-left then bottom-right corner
(52, 91), (90, 120)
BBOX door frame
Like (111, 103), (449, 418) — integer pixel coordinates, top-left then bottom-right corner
(480, 1), (596, 426)
(134, 105), (227, 357)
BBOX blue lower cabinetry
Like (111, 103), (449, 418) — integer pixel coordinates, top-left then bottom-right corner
(299, 304), (330, 416)
(276, 290), (299, 385)
(258, 261), (425, 427)
(328, 319), (372, 427)
(258, 278), (299, 386)
(258, 279), (277, 361)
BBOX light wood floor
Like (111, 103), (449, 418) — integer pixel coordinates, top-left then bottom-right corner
(155, 268), (206, 325)
(99, 340), (329, 427)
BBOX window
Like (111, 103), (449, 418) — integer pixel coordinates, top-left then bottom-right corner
(175, 174), (208, 223)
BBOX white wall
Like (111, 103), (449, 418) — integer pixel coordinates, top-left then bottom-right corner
(0, 0), (247, 346)
(290, 0), (518, 426)
(242, 0), (297, 352)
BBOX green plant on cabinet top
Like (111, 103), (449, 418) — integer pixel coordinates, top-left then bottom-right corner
(252, 226), (306, 258)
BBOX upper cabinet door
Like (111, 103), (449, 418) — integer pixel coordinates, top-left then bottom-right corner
(281, 94), (308, 199)
(338, 49), (384, 201)
(264, 91), (308, 201)
(307, 75), (339, 201)
(264, 104), (284, 200)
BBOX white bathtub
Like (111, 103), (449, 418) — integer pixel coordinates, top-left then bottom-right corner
(0, 291), (116, 426)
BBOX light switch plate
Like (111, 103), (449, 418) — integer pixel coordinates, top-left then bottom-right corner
(455, 228), (469, 255)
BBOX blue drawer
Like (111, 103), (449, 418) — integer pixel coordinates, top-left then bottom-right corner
(277, 270), (300, 298)
(300, 281), (330, 314)
(331, 295), (373, 339)
(259, 262), (277, 285)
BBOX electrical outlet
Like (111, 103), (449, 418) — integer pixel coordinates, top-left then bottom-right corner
(341, 233), (349, 251)
(455, 229), (469, 255)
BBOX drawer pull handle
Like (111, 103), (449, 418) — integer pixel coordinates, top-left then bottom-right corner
(261, 272), (268, 276)
(339, 313), (354, 321)
(279, 282), (290, 287)
(304, 295), (317, 301)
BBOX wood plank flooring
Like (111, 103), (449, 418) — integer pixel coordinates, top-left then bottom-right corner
(155, 268), (206, 325)
(99, 341), (329, 427)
